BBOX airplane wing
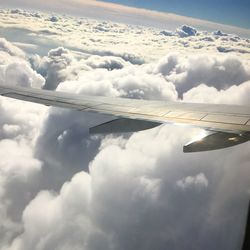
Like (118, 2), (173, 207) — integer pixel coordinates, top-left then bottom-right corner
(0, 84), (250, 152)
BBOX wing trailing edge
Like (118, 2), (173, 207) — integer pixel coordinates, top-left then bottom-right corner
(1, 85), (250, 152)
(89, 118), (161, 134)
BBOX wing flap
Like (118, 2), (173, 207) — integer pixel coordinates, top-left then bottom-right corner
(202, 114), (249, 125)
(90, 118), (161, 134)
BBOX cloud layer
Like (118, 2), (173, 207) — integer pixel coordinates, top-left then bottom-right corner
(0, 9), (250, 250)
(2, 0), (250, 37)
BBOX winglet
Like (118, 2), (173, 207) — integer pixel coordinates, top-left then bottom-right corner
(183, 132), (250, 153)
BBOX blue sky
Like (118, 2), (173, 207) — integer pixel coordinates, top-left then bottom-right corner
(1, 0), (250, 35)
(101, 0), (250, 29)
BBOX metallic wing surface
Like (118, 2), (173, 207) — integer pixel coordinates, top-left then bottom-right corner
(1, 85), (250, 152)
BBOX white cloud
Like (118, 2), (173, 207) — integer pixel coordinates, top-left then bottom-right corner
(0, 41), (45, 88)
(149, 53), (250, 96)
(1, 9), (250, 64)
(0, 139), (42, 180)
(176, 173), (209, 190)
(217, 46), (250, 54)
(10, 124), (249, 250)
(0, 38), (25, 58)
(176, 25), (198, 37)
(85, 55), (129, 70)
(58, 66), (177, 101)
(2, 0), (250, 37)
(0, 9), (249, 250)
(183, 81), (250, 105)
(9, 172), (92, 250)
(0, 62), (45, 88)
(37, 47), (77, 90)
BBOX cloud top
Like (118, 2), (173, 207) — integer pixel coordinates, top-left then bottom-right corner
(0, 9), (249, 250)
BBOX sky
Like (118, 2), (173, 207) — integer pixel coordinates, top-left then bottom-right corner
(1, 0), (250, 38)
(101, 0), (250, 29)
(0, 4), (250, 250)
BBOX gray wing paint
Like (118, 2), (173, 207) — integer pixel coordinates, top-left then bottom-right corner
(1, 85), (250, 152)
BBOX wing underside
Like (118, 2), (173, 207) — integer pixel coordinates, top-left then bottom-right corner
(1, 85), (250, 152)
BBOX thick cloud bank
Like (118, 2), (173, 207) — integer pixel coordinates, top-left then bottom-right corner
(0, 9), (250, 250)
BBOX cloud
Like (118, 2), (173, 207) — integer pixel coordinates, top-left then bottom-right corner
(160, 25), (198, 38)
(0, 9), (250, 250)
(2, 0), (250, 37)
(0, 139), (42, 180)
(0, 40), (44, 88)
(176, 173), (209, 190)
(183, 81), (250, 105)
(49, 15), (59, 22)
(176, 25), (198, 37)
(150, 53), (250, 96)
(0, 62), (45, 88)
(37, 47), (76, 90)
(1, 9), (249, 65)
(6, 125), (250, 250)
(159, 30), (175, 36)
(0, 137), (43, 248)
(9, 172), (92, 250)
(0, 38), (25, 58)
(85, 55), (129, 70)
(57, 66), (177, 101)
(213, 30), (228, 36)
(217, 46), (250, 54)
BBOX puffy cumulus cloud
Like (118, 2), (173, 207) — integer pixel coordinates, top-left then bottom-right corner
(0, 139), (43, 248)
(35, 47), (135, 91)
(1, 9), (250, 63)
(0, 10), (250, 250)
(0, 97), (47, 140)
(183, 81), (250, 105)
(32, 48), (178, 191)
(0, 39), (44, 88)
(34, 109), (109, 189)
(150, 53), (250, 96)
(0, 38), (25, 58)
(0, 94), (47, 246)
(176, 25), (198, 37)
(159, 30), (175, 36)
(0, 139), (41, 178)
(0, 38), (48, 247)
(5, 125), (250, 250)
(85, 55), (129, 70)
(49, 15), (59, 22)
(176, 173), (208, 190)
(213, 30), (228, 37)
(160, 25), (197, 38)
(8, 172), (92, 250)
(58, 66), (177, 101)
(82, 50), (144, 65)
(36, 47), (78, 90)
(0, 62), (45, 88)
(10, 9), (41, 18)
(217, 46), (250, 54)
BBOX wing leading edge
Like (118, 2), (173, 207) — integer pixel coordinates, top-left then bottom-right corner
(1, 85), (250, 152)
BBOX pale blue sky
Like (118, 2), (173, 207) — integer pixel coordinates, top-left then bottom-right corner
(101, 0), (250, 29)
(1, 0), (250, 37)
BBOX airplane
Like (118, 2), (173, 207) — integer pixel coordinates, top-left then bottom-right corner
(0, 84), (250, 152)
